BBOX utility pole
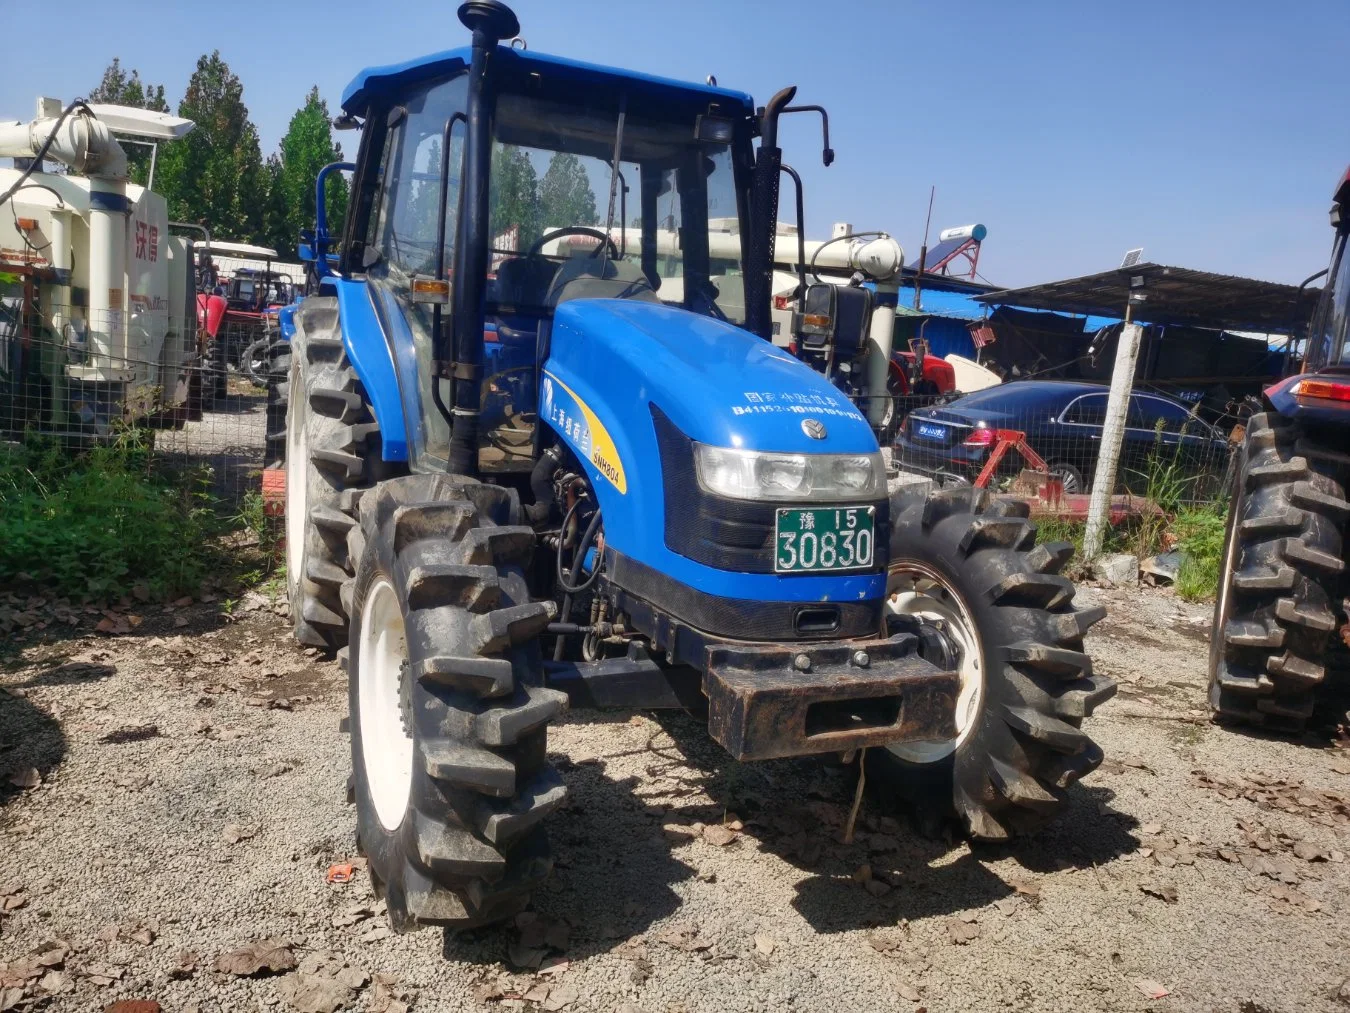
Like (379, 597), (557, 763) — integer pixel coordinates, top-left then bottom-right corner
(1082, 280), (1145, 562)
(912, 186), (934, 312)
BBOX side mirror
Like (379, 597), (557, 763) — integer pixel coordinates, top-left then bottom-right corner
(797, 282), (836, 348)
(831, 284), (874, 359)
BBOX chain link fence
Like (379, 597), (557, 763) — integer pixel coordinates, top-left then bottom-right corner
(1, 290), (271, 509)
(851, 378), (1239, 512)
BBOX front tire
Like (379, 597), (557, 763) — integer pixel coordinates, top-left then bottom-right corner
(869, 486), (1114, 839)
(347, 474), (567, 931)
(1208, 413), (1348, 730)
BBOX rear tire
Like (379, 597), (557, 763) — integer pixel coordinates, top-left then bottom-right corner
(347, 474), (566, 931)
(1208, 413), (1348, 730)
(284, 298), (384, 649)
(870, 486), (1114, 839)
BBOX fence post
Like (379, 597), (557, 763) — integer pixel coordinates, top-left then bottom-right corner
(1082, 320), (1143, 561)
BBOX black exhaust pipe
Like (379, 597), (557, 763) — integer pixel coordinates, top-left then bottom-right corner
(447, 0), (519, 476)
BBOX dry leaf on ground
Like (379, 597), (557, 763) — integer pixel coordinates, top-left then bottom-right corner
(947, 918), (980, 945)
(214, 940), (296, 977)
(222, 823), (258, 845)
(276, 973), (355, 1013)
(1134, 979), (1170, 999)
(703, 824), (738, 847)
(6, 768), (39, 790)
(1140, 882), (1178, 903)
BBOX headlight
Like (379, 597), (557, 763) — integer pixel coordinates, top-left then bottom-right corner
(693, 445), (885, 502)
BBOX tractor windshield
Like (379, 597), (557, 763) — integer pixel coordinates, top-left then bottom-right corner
(485, 90), (746, 324)
(1308, 229), (1350, 370)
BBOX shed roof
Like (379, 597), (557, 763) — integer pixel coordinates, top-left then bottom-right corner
(977, 263), (1321, 334)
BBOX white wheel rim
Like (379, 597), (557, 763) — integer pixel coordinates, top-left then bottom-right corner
(284, 362), (307, 597)
(885, 562), (985, 764)
(358, 578), (415, 832)
(1051, 466), (1081, 494)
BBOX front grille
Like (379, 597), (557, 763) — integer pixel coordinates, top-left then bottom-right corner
(650, 404), (888, 574)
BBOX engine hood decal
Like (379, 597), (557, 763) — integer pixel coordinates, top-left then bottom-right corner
(541, 370), (628, 494)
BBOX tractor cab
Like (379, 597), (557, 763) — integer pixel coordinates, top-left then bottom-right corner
(337, 29), (759, 473)
(1263, 166), (1350, 421)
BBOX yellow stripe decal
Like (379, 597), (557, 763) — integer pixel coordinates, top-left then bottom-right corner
(543, 372), (627, 495)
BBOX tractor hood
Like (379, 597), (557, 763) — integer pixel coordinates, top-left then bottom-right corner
(546, 299), (877, 455)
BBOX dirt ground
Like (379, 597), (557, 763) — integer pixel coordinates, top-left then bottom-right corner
(3, 581), (1350, 1013)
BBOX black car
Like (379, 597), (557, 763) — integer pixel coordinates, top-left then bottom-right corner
(894, 380), (1230, 494)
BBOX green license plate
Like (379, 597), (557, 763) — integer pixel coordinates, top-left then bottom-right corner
(774, 506), (876, 573)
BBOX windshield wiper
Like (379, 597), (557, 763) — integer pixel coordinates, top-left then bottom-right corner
(599, 93), (627, 272)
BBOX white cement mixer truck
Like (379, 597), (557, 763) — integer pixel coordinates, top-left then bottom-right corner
(0, 97), (199, 438)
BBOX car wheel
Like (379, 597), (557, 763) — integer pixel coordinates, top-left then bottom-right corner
(1046, 461), (1084, 494)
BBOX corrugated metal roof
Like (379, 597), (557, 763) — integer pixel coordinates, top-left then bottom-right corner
(977, 263), (1320, 334)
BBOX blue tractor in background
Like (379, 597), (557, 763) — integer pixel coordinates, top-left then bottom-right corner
(278, 1), (1113, 932)
(1208, 168), (1350, 731)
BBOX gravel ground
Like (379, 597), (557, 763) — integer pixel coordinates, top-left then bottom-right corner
(3, 582), (1350, 1013)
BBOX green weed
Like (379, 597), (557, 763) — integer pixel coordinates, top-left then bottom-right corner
(1172, 506), (1227, 603)
(0, 430), (225, 601)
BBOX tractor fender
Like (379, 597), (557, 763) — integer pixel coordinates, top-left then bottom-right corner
(328, 279), (409, 462)
(196, 293), (226, 340)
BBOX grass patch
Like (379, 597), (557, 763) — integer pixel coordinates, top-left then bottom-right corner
(1172, 506), (1227, 603)
(0, 431), (231, 601)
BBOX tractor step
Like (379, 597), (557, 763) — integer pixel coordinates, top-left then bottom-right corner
(704, 635), (959, 761)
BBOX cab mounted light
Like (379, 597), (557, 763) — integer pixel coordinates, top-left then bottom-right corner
(695, 114), (735, 144)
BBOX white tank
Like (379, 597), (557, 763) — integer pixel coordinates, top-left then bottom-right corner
(938, 224), (987, 243)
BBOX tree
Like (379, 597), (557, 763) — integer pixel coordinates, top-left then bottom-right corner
(258, 154), (291, 257)
(538, 153), (597, 232)
(489, 146), (540, 249)
(264, 87), (347, 260)
(88, 58), (169, 186)
(154, 52), (266, 246)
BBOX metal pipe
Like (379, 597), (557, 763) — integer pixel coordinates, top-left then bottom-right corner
(88, 182), (129, 367)
(446, 12), (507, 476)
(744, 86), (796, 340)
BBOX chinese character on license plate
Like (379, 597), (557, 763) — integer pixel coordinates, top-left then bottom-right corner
(774, 506), (876, 573)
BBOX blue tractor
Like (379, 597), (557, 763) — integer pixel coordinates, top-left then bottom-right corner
(280, 1), (1113, 931)
(1209, 168), (1350, 731)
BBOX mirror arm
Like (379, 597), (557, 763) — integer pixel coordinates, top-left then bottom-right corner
(781, 104), (833, 166)
(779, 163), (807, 304)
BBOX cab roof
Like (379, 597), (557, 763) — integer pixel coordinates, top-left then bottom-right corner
(341, 45), (755, 118)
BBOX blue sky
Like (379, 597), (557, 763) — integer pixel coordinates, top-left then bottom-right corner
(4, 0), (1347, 287)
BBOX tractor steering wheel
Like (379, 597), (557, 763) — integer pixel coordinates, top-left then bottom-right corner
(528, 227), (619, 260)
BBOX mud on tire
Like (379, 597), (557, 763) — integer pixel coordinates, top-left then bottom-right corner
(284, 298), (390, 649)
(869, 486), (1114, 839)
(1208, 412), (1349, 730)
(346, 473), (567, 931)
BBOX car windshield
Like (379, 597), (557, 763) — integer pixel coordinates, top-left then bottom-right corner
(484, 90), (745, 323)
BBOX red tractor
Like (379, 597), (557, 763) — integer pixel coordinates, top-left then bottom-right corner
(1209, 167), (1350, 730)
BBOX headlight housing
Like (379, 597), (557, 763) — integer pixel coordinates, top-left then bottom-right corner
(693, 444), (885, 502)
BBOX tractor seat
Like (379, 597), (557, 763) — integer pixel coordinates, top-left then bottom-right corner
(494, 256), (560, 308)
(545, 255), (659, 308)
